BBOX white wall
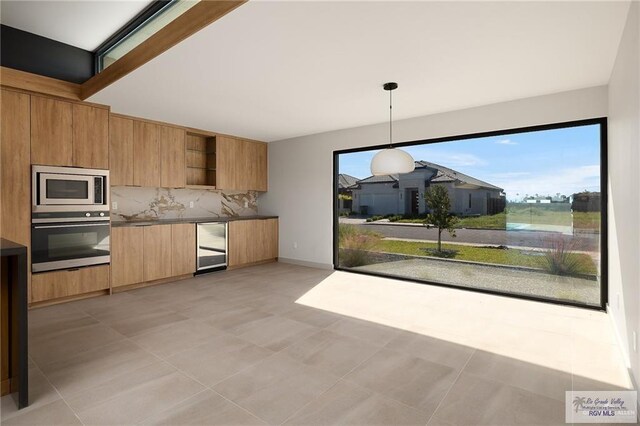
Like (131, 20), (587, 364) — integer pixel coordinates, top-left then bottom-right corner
(260, 86), (608, 268)
(607, 1), (640, 389)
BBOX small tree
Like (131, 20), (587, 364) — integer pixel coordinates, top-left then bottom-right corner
(424, 185), (458, 252)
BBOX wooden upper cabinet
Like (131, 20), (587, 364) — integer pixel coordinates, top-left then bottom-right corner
(111, 226), (144, 288)
(143, 224), (172, 281)
(109, 116), (134, 186)
(160, 126), (186, 188)
(133, 121), (160, 187)
(217, 136), (268, 191)
(72, 104), (109, 169)
(30, 96), (73, 166)
(31, 96), (110, 169)
(248, 141), (268, 191)
(171, 223), (195, 276)
(216, 136), (241, 190)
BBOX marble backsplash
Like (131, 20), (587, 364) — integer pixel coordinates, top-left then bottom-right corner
(111, 187), (258, 222)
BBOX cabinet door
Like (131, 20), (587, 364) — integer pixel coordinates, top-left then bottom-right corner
(1, 90), (31, 301)
(143, 225), (172, 281)
(228, 219), (278, 267)
(133, 121), (160, 187)
(30, 96), (73, 166)
(228, 220), (252, 267)
(217, 137), (268, 191)
(216, 136), (245, 190)
(246, 141), (268, 192)
(72, 104), (109, 169)
(1, 90), (30, 248)
(258, 218), (278, 261)
(111, 227), (144, 287)
(109, 116), (134, 186)
(31, 265), (110, 303)
(171, 223), (195, 276)
(160, 126), (186, 188)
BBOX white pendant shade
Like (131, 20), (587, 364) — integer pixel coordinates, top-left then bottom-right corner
(370, 148), (415, 176)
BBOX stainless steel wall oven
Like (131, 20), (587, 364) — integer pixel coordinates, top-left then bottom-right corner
(31, 166), (111, 273)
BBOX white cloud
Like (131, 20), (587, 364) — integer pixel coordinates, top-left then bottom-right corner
(404, 146), (487, 167)
(495, 139), (517, 145)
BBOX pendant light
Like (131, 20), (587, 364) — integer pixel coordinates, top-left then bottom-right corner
(370, 82), (415, 176)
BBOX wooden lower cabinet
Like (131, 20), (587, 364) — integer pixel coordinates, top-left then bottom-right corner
(143, 225), (172, 281)
(111, 223), (195, 290)
(171, 224), (195, 276)
(228, 219), (278, 268)
(31, 265), (110, 303)
(111, 226), (144, 288)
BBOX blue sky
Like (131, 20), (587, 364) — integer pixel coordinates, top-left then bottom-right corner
(338, 124), (601, 201)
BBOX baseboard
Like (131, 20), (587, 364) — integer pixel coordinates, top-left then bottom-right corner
(278, 257), (333, 270)
(29, 289), (109, 309)
(111, 274), (193, 293)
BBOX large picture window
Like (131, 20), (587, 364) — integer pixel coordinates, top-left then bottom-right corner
(334, 119), (607, 309)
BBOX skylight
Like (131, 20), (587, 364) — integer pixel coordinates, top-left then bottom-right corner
(96, 0), (199, 72)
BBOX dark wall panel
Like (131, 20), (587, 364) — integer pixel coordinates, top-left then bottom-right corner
(0, 25), (94, 84)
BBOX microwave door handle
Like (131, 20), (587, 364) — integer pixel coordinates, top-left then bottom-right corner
(33, 223), (110, 229)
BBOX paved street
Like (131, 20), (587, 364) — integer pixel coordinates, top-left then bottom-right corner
(345, 219), (599, 251)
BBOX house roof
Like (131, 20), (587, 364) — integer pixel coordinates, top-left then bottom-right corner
(337, 174), (359, 189)
(356, 174), (399, 184)
(352, 160), (503, 191)
(415, 161), (503, 191)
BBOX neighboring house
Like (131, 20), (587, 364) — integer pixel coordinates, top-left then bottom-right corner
(350, 161), (505, 216)
(572, 191), (601, 212)
(337, 174), (358, 213)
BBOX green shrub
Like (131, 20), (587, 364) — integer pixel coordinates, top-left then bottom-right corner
(338, 224), (381, 267)
(542, 236), (590, 276)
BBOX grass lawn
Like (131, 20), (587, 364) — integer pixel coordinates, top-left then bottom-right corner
(374, 239), (597, 275)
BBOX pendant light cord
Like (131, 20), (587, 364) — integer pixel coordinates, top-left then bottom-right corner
(389, 88), (393, 148)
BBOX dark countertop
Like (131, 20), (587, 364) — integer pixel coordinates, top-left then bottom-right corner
(0, 238), (28, 257)
(111, 215), (278, 227)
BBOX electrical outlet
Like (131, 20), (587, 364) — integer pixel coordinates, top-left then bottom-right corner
(112, 201), (118, 210)
(293, 242), (298, 249)
(633, 331), (637, 352)
(189, 201), (194, 208)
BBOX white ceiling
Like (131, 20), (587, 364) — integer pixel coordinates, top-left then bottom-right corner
(0, 0), (152, 50)
(18, 1), (631, 142)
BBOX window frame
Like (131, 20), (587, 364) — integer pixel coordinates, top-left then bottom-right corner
(93, 0), (173, 73)
(332, 117), (608, 311)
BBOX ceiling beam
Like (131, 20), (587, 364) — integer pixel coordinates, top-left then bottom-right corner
(0, 66), (81, 100)
(80, 0), (247, 100)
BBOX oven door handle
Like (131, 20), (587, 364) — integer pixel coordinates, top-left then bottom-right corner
(33, 222), (110, 229)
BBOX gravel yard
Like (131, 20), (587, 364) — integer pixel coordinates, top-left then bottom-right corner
(352, 257), (600, 306)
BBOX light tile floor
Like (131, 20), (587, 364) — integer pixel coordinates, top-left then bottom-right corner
(0, 262), (632, 425)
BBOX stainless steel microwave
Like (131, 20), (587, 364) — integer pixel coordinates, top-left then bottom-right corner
(32, 165), (109, 213)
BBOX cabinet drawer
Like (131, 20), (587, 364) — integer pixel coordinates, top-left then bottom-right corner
(31, 265), (109, 303)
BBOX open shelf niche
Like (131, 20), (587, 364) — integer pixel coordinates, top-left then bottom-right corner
(186, 132), (216, 187)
